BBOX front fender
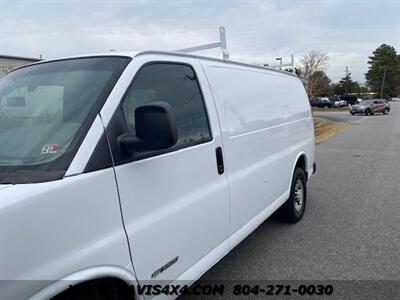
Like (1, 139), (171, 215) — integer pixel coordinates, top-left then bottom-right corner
(28, 265), (138, 300)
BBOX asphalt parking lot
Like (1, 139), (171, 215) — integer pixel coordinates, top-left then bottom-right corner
(193, 103), (400, 298)
(313, 110), (363, 124)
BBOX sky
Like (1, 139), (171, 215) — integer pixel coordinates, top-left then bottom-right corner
(0, 0), (399, 83)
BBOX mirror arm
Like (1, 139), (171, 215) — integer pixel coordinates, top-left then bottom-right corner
(118, 133), (145, 154)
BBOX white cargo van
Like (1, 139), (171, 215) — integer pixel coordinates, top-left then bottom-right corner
(0, 51), (315, 299)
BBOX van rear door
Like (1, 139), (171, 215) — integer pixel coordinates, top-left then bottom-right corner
(108, 57), (230, 283)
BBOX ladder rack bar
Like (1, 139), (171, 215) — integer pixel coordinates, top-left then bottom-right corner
(269, 63), (293, 68)
(268, 55), (295, 73)
(175, 26), (229, 60)
(176, 42), (222, 53)
(219, 27), (229, 60)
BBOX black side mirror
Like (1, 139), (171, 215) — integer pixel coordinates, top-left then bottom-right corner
(118, 101), (178, 154)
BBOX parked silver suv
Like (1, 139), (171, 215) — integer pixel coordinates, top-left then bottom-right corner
(350, 99), (390, 115)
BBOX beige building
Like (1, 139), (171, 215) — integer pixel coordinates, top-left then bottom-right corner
(0, 54), (41, 78)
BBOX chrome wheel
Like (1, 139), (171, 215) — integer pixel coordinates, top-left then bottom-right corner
(280, 168), (307, 223)
(294, 179), (304, 212)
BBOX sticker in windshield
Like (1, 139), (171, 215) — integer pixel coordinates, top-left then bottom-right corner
(41, 144), (60, 154)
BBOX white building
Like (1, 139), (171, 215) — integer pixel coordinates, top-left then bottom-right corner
(0, 54), (41, 78)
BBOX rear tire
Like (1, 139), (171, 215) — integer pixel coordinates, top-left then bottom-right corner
(279, 168), (307, 223)
(383, 108), (389, 115)
(365, 109), (371, 116)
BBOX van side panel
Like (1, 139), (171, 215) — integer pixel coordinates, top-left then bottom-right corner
(202, 63), (314, 233)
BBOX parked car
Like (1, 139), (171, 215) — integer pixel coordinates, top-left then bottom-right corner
(340, 95), (358, 105)
(0, 51), (316, 300)
(310, 97), (319, 107)
(329, 95), (347, 107)
(310, 96), (332, 108)
(329, 95), (341, 107)
(350, 99), (390, 115)
(391, 96), (400, 102)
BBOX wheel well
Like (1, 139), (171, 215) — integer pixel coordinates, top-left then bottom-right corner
(51, 277), (135, 300)
(295, 154), (307, 180)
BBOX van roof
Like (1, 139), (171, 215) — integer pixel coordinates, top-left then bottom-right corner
(134, 50), (298, 78)
(12, 50), (298, 78)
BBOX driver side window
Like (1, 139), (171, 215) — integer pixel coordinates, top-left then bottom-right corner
(120, 63), (211, 148)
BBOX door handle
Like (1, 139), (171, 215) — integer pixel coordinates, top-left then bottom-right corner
(215, 147), (225, 175)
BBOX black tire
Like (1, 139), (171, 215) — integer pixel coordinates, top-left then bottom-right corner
(383, 108), (389, 115)
(279, 168), (307, 223)
(350, 112), (355, 115)
(365, 108), (371, 116)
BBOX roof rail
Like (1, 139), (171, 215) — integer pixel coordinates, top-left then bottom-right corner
(135, 50), (298, 78)
(176, 26), (229, 60)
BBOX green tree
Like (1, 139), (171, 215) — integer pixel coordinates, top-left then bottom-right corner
(310, 70), (333, 96)
(359, 85), (369, 93)
(334, 71), (361, 95)
(365, 44), (400, 98)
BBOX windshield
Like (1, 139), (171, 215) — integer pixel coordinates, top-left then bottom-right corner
(0, 56), (130, 183)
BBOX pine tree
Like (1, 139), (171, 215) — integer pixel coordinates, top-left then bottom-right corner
(309, 71), (332, 96)
(365, 44), (400, 98)
(334, 71), (361, 95)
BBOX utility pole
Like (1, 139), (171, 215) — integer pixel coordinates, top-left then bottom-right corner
(344, 66), (349, 95)
(380, 67), (387, 99)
